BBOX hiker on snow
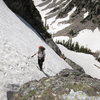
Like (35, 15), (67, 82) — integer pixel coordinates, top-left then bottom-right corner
(31, 46), (45, 71)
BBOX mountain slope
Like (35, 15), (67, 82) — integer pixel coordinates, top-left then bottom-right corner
(0, 0), (72, 100)
(34, 0), (100, 36)
(33, 0), (100, 53)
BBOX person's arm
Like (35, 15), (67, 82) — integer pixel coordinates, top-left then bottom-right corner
(31, 52), (38, 58)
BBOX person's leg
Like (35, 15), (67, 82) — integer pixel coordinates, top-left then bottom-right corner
(40, 60), (43, 70)
(38, 59), (43, 70)
(40, 58), (44, 70)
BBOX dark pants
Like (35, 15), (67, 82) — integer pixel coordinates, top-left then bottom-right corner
(38, 58), (44, 70)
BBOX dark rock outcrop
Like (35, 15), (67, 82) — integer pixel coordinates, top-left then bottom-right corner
(46, 38), (62, 55)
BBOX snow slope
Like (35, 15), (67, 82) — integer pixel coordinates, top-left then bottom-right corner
(58, 44), (100, 79)
(0, 0), (72, 100)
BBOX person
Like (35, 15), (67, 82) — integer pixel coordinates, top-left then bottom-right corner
(31, 46), (45, 71)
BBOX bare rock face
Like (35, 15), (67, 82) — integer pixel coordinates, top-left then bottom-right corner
(9, 69), (100, 100)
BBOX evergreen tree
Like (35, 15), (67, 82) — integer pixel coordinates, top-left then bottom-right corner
(55, 39), (92, 54)
(75, 42), (79, 52)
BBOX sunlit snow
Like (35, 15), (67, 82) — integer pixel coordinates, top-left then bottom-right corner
(73, 28), (100, 52)
(84, 11), (89, 18)
(58, 44), (100, 79)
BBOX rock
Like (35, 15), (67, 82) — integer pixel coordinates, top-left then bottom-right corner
(11, 69), (100, 100)
(46, 38), (61, 56)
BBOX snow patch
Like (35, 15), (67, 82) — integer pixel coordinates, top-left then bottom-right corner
(84, 12), (89, 18)
(33, 0), (43, 6)
(47, 7), (76, 33)
(73, 28), (100, 52)
(58, 44), (100, 79)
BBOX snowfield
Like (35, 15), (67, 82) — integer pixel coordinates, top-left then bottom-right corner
(0, 0), (72, 100)
(58, 44), (100, 79)
(73, 28), (100, 52)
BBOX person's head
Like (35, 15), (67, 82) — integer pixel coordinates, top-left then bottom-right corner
(38, 46), (45, 51)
